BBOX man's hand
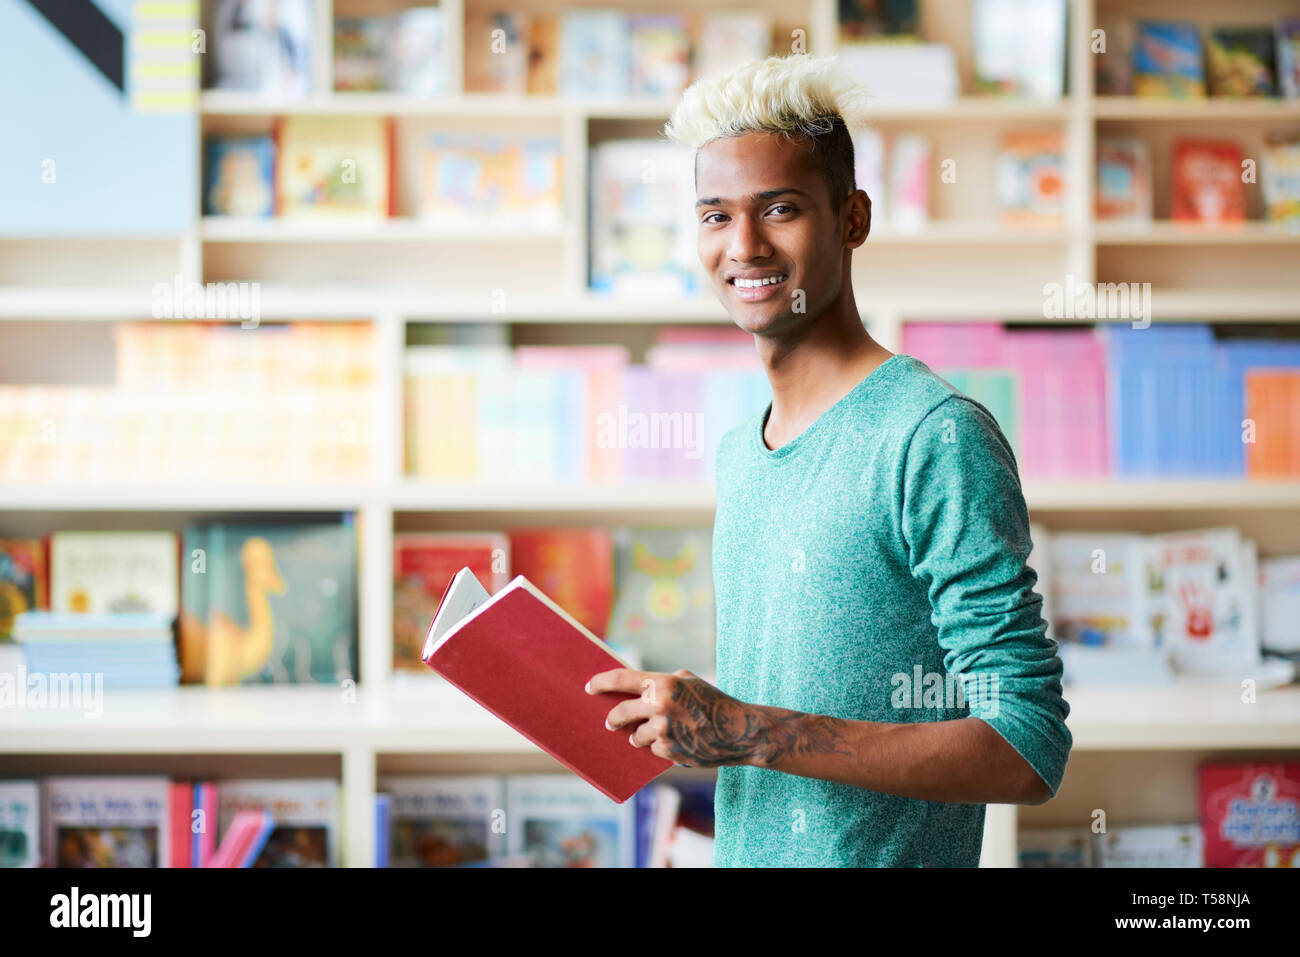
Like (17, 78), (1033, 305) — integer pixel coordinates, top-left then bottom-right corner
(585, 668), (769, 768)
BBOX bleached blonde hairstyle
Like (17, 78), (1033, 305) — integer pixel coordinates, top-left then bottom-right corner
(664, 54), (873, 212)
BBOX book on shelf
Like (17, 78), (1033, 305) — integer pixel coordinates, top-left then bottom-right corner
(45, 776), (171, 868)
(0, 781), (40, 868)
(1245, 369), (1300, 476)
(1133, 21), (1206, 99)
(1142, 528), (1261, 678)
(507, 528), (614, 638)
(627, 13), (690, 98)
(464, 11), (530, 93)
(0, 539), (45, 642)
(513, 345), (631, 483)
(50, 531), (178, 616)
(203, 135), (275, 217)
(995, 131), (1064, 226)
(692, 13), (771, 81)
(839, 0), (918, 42)
(216, 778), (339, 867)
(1018, 828), (1091, 868)
(1172, 140), (1246, 224)
(1095, 137), (1153, 222)
(588, 138), (699, 297)
(1200, 762), (1300, 867)
(1093, 825), (1203, 867)
(1207, 26), (1277, 98)
(1094, 15), (1135, 96)
(505, 775), (636, 867)
(559, 10), (631, 97)
(208, 0), (311, 99)
(1260, 556), (1300, 658)
(377, 775), (506, 867)
(606, 527), (716, 681)
(393, 532), (509, 675)
(1261, 132), (1300, 229)
(887, 133), (929, 230)
(207, 808), (275, 868)
(179, 520), (357, 687)
(334, 7), (445, 95)
(420, 567), (673, 804)
(1280, 18), (1300, 98)
(274, 115), (393, 220)
(13, 611), (180, 690)
(417, 132), (563, 231)
(971, 0), (1066, 100)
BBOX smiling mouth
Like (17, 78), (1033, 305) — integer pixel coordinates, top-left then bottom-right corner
(728, 274), (789, 289)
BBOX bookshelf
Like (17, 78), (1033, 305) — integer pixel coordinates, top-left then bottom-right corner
(3, 0), (1300, 868)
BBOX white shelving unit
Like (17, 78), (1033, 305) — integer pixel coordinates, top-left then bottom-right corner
(4, 0), (1299, 868)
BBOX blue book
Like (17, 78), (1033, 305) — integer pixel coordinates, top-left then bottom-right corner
(375, 794), (391, 868)
(203, 135), (275, 217)
(1214, 340), (1300, 475)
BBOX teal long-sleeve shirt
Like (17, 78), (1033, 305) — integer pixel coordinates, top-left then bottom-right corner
(710, 353), (1072, 867)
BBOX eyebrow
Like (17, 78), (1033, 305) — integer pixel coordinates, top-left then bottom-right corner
(695, 187), (812, 209)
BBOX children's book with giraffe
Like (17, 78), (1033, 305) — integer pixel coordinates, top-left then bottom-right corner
(421, 568), (672, 804)
(179, 521), (357, 686)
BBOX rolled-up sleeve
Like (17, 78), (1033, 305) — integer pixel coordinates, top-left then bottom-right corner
(900, 395), (1072, 798)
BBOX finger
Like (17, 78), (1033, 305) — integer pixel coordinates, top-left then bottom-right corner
(604, 698), (656, 731)
(585, 668), (652, 696)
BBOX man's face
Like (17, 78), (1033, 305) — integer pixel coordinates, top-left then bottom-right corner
(695, 131), (867, 338)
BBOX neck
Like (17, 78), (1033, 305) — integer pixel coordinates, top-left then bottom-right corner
(755, 281), (892, 435)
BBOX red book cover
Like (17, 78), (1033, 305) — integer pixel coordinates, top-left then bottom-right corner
(169, 782), (193, 868)
(423, 574), (672, 803)
(1172, 140), (1246, 223)
(1199, 762), (1300, 867)
(393, 532), (509, 673)
(508, 528), (614, 637)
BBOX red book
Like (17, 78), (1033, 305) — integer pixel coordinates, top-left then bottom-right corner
(168, 782), (193, 868)
(1199, 762), (1300, 867)
(1172, 140), (1246, 223)
(508, 528), (614, 637)
(422, 569), (672, 803)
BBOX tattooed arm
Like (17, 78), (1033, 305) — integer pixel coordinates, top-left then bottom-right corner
(586, 669), (1050, 805)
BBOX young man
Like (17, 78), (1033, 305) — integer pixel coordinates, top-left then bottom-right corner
(586, 54), (1072, 866)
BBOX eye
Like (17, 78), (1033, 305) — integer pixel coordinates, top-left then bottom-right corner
(769, 204), (795, 215)
(701, 212), (727, 225)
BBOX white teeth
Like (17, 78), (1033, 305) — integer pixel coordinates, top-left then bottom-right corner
(734, 275), (787, 288)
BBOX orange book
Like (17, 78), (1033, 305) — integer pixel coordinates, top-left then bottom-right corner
(1245, 370), (1298, 477)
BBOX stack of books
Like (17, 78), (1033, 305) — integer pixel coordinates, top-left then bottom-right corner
(13, 612), (179, 690)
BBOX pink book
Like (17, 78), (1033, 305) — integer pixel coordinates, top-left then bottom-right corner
(903, 322), (1006, 369)
(207, 809), (274, 868)
(515, 346), (629, 482)
(1005, 330), (1109, 477)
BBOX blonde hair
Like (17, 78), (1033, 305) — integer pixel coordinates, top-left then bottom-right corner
(663, 54), (872, 211)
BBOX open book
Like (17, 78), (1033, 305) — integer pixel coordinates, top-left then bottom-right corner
(421, 568), (673, 803)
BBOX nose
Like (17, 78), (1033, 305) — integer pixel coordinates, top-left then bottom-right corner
(725, 211), (772, 263)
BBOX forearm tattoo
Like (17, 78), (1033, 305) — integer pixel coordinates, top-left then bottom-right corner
(665, 679), (857, 768)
